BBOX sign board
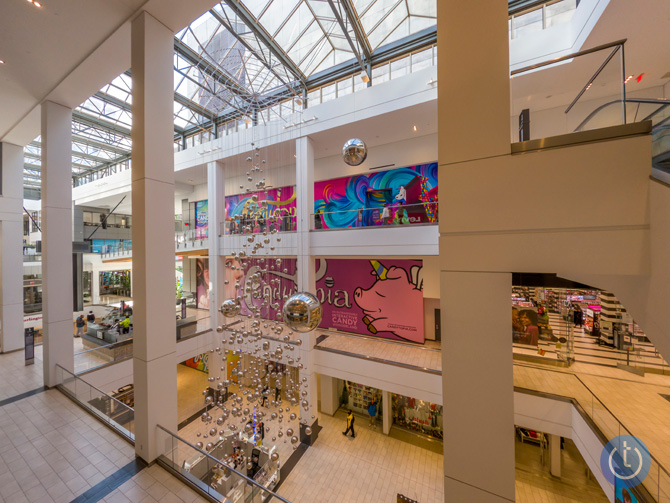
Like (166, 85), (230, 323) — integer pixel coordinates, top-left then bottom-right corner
(24, 327), (35, 366)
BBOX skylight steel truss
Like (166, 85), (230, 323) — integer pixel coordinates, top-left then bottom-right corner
(220, 0), (307, 85)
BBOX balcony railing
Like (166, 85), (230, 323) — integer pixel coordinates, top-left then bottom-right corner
(312, 201), (439, 231)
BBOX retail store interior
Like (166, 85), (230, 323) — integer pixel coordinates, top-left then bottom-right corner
(2, 0), (670, 502)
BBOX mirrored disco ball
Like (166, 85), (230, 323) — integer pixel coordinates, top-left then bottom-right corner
(282, 292), (322, 333)
(342, 138), (367, 166)
(219, 299), (241, 318)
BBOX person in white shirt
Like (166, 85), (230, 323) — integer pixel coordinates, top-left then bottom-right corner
(381, 205), (390, 225)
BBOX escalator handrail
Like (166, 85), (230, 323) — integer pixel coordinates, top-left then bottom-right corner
(573, 98), (670, 133)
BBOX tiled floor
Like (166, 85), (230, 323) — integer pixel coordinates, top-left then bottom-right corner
(278, 410), (444, 503)
(315, 332), (442, 372)
(176, 364), (210, 424)
(0, 349), (43, 401)
(0, 389), (135, 503)
(95, 464), (208, 503)
(515, 437), (608, 503)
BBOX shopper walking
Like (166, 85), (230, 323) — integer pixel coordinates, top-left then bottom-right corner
(367, 400), (377, 428)
(342, 410), (355, 438)
(75, 315), (85, 337)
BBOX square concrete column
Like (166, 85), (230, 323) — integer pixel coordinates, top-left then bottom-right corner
(549, 434), (562, 478)
(319, 374), (339, 416)
(382, 390), (391, 435)
(295, 136), (318, 442)
(41, 101), (74, 386)
(438, 0), (510, 164)
(207, 161), (225, 330)
(0, 143), (25, 353)
(91, 269), (100, 305)
(131, 11), (178, 462)
(441, 271), (515, 502)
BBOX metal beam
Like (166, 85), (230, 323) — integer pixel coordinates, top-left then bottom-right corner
(209, 7), (299, 92)
(72, 134), (130, 157)
(339, 0), (372, 60)
(73, 110), (132, 138)
(174, 37), (253, 102)
(29, 141), (118, 166)
(326, 0), (367, 73)
(222, 0), (307, 84)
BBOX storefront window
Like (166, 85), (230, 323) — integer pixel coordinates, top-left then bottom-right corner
(343, 381), (382, 418)
(391, 393), (443, 439)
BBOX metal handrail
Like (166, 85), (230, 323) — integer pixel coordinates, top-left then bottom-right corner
(74, 339), (132, 356)
(574, 98), (670, 132)
(510, 38), (627, 76)
(316, 329), (441, 353)
(56, 363), (133, 413)
(156, 424), (293, 503)
(315, 201), (438, 218)
(515, 361), (670, 480)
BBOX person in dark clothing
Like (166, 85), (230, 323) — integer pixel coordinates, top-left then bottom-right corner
(342, 410), (355, 438)
(86, 311), (95, 323)
(261, 385), (269, 407)
(75, 315), (85, 337)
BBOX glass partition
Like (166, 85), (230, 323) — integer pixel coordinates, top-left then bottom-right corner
(156, 425), (289, 503)
(56, 365), (134, 441)
(311, 201), (439, 230)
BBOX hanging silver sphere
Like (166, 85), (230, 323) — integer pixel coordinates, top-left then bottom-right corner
(342, 138), (367, 166)
(282, 292), (322, 333)
(220, 299), (241, 318)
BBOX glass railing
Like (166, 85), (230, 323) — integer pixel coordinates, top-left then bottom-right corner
(516, 367), (670, 501)
(221, 215), (297, 235)
(156, 425), (290, 503)
(175, 229), (208, 249)
(56, 364), (134, 441)
(511, 40), (629, 142)
(73, 339), (133, 373)
(312, 201), (439, 231)
(314, 331), (442, 374)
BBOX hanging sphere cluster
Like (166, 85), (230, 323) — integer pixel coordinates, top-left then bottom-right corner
(202, 138), (322, 478)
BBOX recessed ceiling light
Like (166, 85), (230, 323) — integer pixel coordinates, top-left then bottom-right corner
(413, 125), (417, 131)
(26, 0), (43, 7)
(0, 60), (4, 65)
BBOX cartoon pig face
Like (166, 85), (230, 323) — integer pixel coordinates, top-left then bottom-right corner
(354, 266), (423, 342)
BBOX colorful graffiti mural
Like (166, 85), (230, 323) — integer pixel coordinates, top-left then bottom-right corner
(314, 163), (438, 229)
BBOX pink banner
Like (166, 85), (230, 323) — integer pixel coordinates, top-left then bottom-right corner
(224, 257), (298, 321)
(315, 258), (424, 343)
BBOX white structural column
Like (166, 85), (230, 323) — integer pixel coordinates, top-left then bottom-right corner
(441, 272), (515, 502)
(549, 434), (562, 478)
(295, 136), (318, 443)
(91, 270), (100, 305)
(41, 101), (74, 386)
(382, 390), (391, 435)
(207, 160), (225, 332)
(319, 374), (339, 415)
(0, 143), (25, 353)
(131, 11), (178, 462)
(438, 0), (514, 501)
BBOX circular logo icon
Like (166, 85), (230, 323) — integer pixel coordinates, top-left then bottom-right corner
(600, 435), (650, 488)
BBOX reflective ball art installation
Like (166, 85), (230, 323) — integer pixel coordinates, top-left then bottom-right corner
(219, 299), (241, 318)
(282, 292), (323, 333)
(342, 138), (367, 166)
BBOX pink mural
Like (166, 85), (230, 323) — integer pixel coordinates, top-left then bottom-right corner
(224, 257), (298, 321)
(315, 258), (424, 343)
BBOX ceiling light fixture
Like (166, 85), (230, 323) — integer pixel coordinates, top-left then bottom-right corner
(0, 60), (4, 64)
(413, 125), (417, 131)
(624, 75), (634, 84)
(26, 0), (43, 7)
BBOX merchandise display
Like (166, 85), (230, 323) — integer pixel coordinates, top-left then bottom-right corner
(344, 381), (382, 417)
(391, 393), (442, 439)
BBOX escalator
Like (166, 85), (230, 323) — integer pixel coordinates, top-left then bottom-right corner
(572, 97), (670, 179)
